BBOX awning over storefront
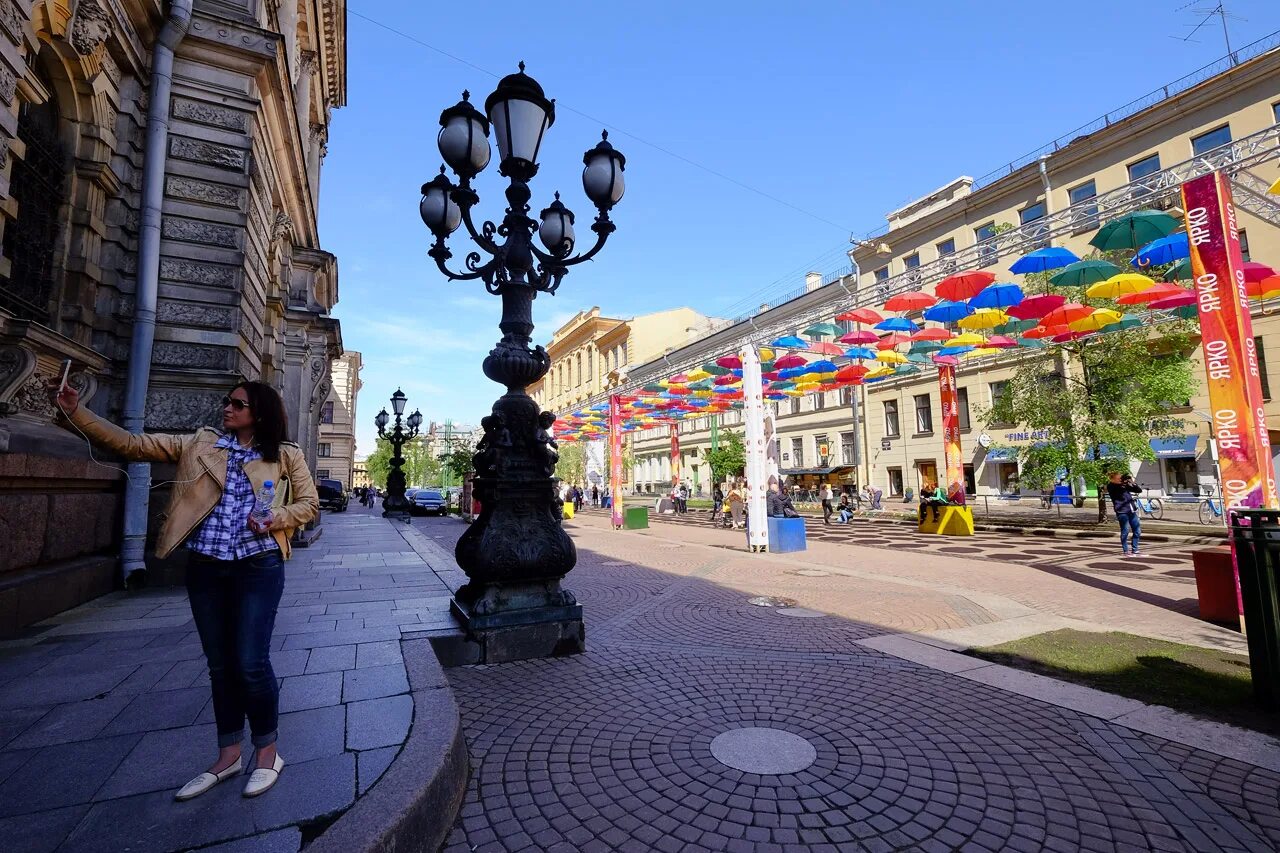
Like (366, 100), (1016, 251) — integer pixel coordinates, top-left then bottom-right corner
(1150, 435), (1198, 458)
(984, 448), (1018, 461)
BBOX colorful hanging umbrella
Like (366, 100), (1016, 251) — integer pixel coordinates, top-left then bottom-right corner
(1244, 262), (1278, 283)
(962, 347), (1001, 361)
(1085, 273), (1156, 299)
(716, 355), (742, 369)
(970, 282), (1024, 309)
(936, 271), (995, 301)
(1101, 314), (1144, 332)
(911, 327), (953, 341)
(1069, 308), (1125, 333)
(1039, 302), (1094, 327)
(1149, 292), (1198, 310)
(1089, 210), (1180, 251)
(957, 308), (1009, 329)
(843, 346), (877, 360)
(713, 375), (739, 386)
(923, 300), (974, 323)
(702, 364), (731, 375)
(876, 317), (919, 333)
(877, 333), (913, 349)
(771, 335), (807, 349)
(1023, 324), (1068, 339)
(758, 347), (774, 361)
(1009, 247), (1079, 274)
(807, 342), (845, 355)
(946, 332), (988, 346)
(864, 365), (896, 380)
(840, 330), (880, 344)
(1015, 337), (1048, 349)
(774, 354), (809, 369)
(1164, 258), (1193, 281)
(1169, 304), (1200, 320)
(876, 350), (908, 364)
(1131, 233), (1190, 268)
(803, 322), (843, 339)
(910, 341), (944, 354)
(686, 368), (711, 381)
(1115, 282), (1190, 305)
(836, 364), (868, 382)
(1007, 294), (1066, 320)
(937, 345), (975, 358)
(1050, 260), (1121, 287)
(1248, 275), (1280, 300)
(985, 335), (1019, 349)
(907, 352), (935, 364)
(884, 290), (937, 311)
(894, 364), (923, 375)
(836, 308), (882, 324)
(994, 318), (1039, 335)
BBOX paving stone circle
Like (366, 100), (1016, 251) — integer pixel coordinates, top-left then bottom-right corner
(709, 726), (818, 774)
(775, 606), (828, 618)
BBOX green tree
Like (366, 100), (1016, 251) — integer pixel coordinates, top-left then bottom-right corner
(554, 441), (586, 485)
(364, 437), (393, 488)
(441, 440), (475, 482)
(706, 430), (746, 484)
(402, 436), (442, 487)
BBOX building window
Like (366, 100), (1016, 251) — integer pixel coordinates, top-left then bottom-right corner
(318, 443), (332, 457)
(1128, 153), (1160, 199)
(884, 400), (900, 438)
(887, 467), (904, 497)
(974, 221), (997, 267)
(317, 469), (330, 479)
(815, 434), (831, 465)
(1191, 124), (1232, 156)
(1257, 336), (1271, 401)
(874, 266), (889, 282)
(1240, 228), (1251, 262)
(988, 381), (1010, 426)
(791, 437), (804, 468)
(576, 353), (583, 387)
(790, 397), (801, 415)
(1274, 102), (1280, 124)
(914, 393), (933, 434)
(814, 391), (825, 411)
(1020, 201), (1048, 249)
(839, 386), (853, 406)
(320, 401), (334, 424)
(1069, 180), (1099, 233)
(957, 387), (971, 431)
(840, 431), (855, 465)
(936, 238), (955, 256)
(963, 464), (976, 496)
(587, 348), (594, 383)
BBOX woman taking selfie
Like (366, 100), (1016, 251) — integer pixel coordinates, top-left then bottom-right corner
(54, 381), (318, 800)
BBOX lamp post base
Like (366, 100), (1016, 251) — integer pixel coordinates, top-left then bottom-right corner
(448, 580), (584, 663)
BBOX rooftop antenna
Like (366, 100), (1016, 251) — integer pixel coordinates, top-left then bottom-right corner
(1172, 2), (1246, 61)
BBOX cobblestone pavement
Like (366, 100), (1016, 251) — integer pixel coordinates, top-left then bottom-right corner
(0, 506), (455, 853)
(442, 511), (1278, 852)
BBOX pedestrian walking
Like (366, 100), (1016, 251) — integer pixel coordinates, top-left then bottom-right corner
(1107, 471), (1143, 558)
(728, 481), (745, 528)
(820, 483), (834, 524)
(679, 482), (690, 514)
(710, 484), (724, 523)
(54, 380), (317, 801)
(591, 485), (599, 507)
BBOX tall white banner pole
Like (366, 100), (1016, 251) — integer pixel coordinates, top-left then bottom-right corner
(742, 345), (770, 552)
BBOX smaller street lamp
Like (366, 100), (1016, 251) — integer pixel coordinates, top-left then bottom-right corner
(375, 388), (421, 520)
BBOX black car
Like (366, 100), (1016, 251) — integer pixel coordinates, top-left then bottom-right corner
(410, 489), (446, 516)
(317, 478), (349, 512)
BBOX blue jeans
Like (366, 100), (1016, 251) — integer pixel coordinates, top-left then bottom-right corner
(838, 509), (853, 524)
(187, 550), (285, 749)
(1117, 512), (1141, 554)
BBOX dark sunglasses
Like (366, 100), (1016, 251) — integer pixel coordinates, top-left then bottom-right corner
(221, 395), (251, 411)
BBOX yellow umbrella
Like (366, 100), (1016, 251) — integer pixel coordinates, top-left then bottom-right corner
(1086, 273), (1155, 299)
(782, 388), (805, 396)
(946, 332), (988, 346)
(685, 368), (711, 381)
(1069, 308), (1124, 332)
(864, 365), (896, 379)
(1270, 176), (1280, 195)
(876, 350), (908, 364)
(957, 308), (1009, 329)
(691, 390), (714, 398)
(758, 347), (775, 361)
(961, 347), (1000, 360)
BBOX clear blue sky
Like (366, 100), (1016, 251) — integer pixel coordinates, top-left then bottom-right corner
(323, 0), (1280, 456)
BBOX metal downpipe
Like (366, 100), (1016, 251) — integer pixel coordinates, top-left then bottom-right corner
(120, 0), (194, 583)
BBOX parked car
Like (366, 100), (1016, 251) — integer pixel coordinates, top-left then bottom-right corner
(317, 478), (349, 512)
(405, 488), (420, 501)
(410, 489), (446, 516)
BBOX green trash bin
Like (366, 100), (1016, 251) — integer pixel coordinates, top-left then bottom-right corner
(623, 506), (649, 530)
(1230, 509), (1280, 709)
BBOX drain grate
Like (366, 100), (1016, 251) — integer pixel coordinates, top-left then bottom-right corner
(748, 596), (798, 607)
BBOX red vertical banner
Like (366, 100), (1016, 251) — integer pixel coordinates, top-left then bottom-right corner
(1182, 173), (1278, 510)
(609, 395), (624, 529)
(937, 364), (966, 505)
(670, 424), (681, 488)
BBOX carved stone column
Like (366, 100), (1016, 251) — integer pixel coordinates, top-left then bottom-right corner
(295, 50), (316, 145)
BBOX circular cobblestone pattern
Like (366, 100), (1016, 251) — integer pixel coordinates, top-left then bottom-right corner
(710, 727), (818, 774)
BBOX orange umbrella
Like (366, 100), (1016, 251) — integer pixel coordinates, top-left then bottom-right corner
(836, 364), (869, 382)
(877, 332), (913, 349)
(1246, 275), (1280, 299)
(936, 270), (996, 301)
(1023, 324), (1069, 339)
(1039, 303), (1094, 327)
(836, 308), (882, 324)
(883, 290), (937, 311)
(911, 327), (953, 341)
(1115, 282), (1190, 305)
(808, 342), (845, 355)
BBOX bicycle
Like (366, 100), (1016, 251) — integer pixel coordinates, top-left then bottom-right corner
(1136, 494), (1164, 520)
(1198, 493), (1224, 525)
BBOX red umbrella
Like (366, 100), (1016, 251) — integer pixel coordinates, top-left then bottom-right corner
(808, 342), (845, 355)
(1007, 294), (1065, 320)
(762, 371), (780, 381)
(774, 354), (809, 369)
(839, 330), (880, 345)
(716, 355), (742, 369)
(910, 327), (953, 341)
(713, 375), (739, 386)
(1039, 303), (1094, 327)
(933, 355), (960, 366)
(936, 271), (996, 301)
(669, 373), (690, 383)
(1023, 324), (1070, 339)
(1243, 262), (1277, 283)
(1052, 330), (1093, 343)
(1247, 275), (1280, 298)
(877, 333), (913, 349)
(1149, 292), (1198, 310)
(883, 290), (938, 312)
(837, 308), (883, 324)
(1116, 282), (1189, 305)
(986, 335), (1019, 348)
(836, 364), (869, 382)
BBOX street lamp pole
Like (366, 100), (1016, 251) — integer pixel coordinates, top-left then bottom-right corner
(375, 389), (422, 521)
(419, 64), (625, 659)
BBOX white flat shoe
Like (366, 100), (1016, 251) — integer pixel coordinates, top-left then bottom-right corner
(175, 761), (242, 801)
(243, 754), (284, 797)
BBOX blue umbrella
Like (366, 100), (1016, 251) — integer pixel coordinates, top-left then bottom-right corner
(970, 282), (1025, 309)
(1131, 233), (1190, 269)
(1010, 247), (1079, 274)
(771, 335), (807, 348)
(937, 345), (975, 358)
(876, 317), (919, 333)
(778, 366), (808, 380)
(843, 346), (877, 359)
(923, 300), (974, 323)
(806, 360), (839, 373)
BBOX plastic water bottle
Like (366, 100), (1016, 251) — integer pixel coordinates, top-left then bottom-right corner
(251, 480), (275, 527)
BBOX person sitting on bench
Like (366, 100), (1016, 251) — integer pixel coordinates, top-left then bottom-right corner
(919, 482), (950, 523)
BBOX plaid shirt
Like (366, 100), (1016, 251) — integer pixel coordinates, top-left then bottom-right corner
(187, 435), (278, 560)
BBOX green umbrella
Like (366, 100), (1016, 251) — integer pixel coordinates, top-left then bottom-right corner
(994, 318), (1038, 335)
(1014, 337), (1047, 349)
(1100, 314), (1144, 333)
(1168, 304), (1199, 320)
(642, 384), (664, 392)
(1089, 210), (1180, 252)
(894, 364), (922, 375)
(907, 352), (934, 364)
(1049, 260), (1121, 287)
(910, 341), (943, 354)
(702, 364), (731, 375)
(687, 379), (714, 390)
(1164, 258), (1193, 281)
(803, 322), (842, 339)
(760, 360), (776, 372)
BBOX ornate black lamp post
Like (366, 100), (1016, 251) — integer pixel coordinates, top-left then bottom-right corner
(374, 389), (422, 520)
(419, 63), (625, 659)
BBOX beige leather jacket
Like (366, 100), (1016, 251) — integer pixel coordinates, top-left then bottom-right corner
(66, 405), (319, 559)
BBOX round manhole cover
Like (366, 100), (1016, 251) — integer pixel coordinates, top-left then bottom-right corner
(710, 727), (817, 774)
(747, 596), (798, 607)
(776, 607), (827, 618)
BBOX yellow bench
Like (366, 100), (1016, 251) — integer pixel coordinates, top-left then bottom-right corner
(918, 505), (974, 536)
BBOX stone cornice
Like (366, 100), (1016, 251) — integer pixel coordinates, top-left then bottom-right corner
(317, 0), (345, 108)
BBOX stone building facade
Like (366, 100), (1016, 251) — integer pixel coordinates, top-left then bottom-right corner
(0, 0), (346, 635)
(317, 348), (358, 487)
